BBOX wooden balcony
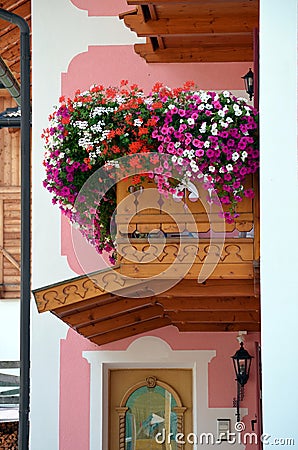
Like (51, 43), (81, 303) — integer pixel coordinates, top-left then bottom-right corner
(33, 174), (260, 344)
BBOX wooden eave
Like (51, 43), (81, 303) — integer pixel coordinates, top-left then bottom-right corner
(120, 0), (259, 63)
(33, 264), (260, 345)
(0, 0), (32, 90)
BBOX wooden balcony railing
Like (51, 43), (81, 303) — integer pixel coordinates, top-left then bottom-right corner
(116, 174), (259, 283)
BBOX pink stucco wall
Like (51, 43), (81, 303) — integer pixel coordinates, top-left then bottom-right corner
(58, 3), (259, 450)
(60, 328), (261, 450)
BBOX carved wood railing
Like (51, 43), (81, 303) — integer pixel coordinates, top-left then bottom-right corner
(116, 174), (259, 282)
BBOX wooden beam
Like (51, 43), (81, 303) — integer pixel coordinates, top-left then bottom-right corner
(175, 322), (260, 332)
(59, 297), (157, 327)
(127, 0), (257, 5)
(89, 316), (172, 345)
(152, 279), (256, 297)
(0, 361), (20, 369)
(159, 296), (259, 310)
(134, 42), (253, 62)
(123, 14), (257, 35)
(169, 310), (260, 323)
(77, 304), (165, 338)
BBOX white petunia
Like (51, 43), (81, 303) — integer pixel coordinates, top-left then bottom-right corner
(226, 164), (233, 172)
(222, 90), (230, 98)
(209, 166), (215, 172)
(204, 141), (210, 148)
(232, 152), (240, 161)
(199, 122), (207, 133)
(200, 92), (211, 103)
(241, 151), (248, 161)
(187, 118), (195, 126)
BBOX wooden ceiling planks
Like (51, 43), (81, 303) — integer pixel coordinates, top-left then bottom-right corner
(120, 0), (259, 63)
(0, 0), (31, 86)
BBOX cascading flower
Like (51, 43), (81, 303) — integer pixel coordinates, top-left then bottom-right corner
(42, 81), (259, 261)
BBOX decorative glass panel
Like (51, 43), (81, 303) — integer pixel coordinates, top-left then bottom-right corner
(125, 385), (178, 450)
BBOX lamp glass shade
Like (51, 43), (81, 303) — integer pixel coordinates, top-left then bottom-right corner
(242, 68), (254, 101)
(232, 342), (253, 386)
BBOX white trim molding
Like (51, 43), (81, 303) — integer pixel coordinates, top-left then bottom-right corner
(83, 336), (246, 450)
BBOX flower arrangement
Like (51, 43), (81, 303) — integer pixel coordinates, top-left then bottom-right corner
(42, 80), (259, 262)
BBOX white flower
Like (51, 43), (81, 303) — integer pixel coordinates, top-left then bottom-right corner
(226, 164), (233, 172)
(198, 104), (205, 111)
(232, 152), (240, 161)
(74, 120), (88, 130)
(187, 118), (195, 126)
(174, 142), (181, 148)
(197, 172), (204, 179)
(168, 104), (176, 110)
(204, 141), (210, 148)
(177, 157), (184, 165)
(218, 110), (225, 118)
(199, 122), (207, 133)
(211, 123), (218, 135)
(219, 167), (225, 173)
(226, 117), (233, 123)
(115, 95), (126, 104)
(241, 151), (248, 161)
(223, 90), (230, 98)
(134, 118), (143, 127)
(185, 170), (192, 177)
(171, 155), (177, 163)
(200, 91), (211, 103)
(209, 166), (215, 172)
(219, 120), (228, 128)
(90, 123), (103, 133)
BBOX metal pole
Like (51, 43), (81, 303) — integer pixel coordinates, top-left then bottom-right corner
(0, 8), (31, 450)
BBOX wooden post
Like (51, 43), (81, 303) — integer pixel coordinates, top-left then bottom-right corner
(173, 406), (187, 450)
(116, 406), (128, 450)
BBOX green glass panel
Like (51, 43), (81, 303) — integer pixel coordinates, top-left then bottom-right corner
(125, 385), (177, 450)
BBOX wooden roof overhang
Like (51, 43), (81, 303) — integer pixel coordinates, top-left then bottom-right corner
(120, 0), (259, 63)
(0, 0), (31, 95)
(33, 264), (260, 346)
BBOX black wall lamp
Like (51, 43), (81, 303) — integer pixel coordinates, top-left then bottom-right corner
(242, 68), (254, 101)
(232, 342), (253, 422)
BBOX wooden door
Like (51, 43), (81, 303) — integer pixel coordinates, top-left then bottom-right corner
(109, 369), (193, 450)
